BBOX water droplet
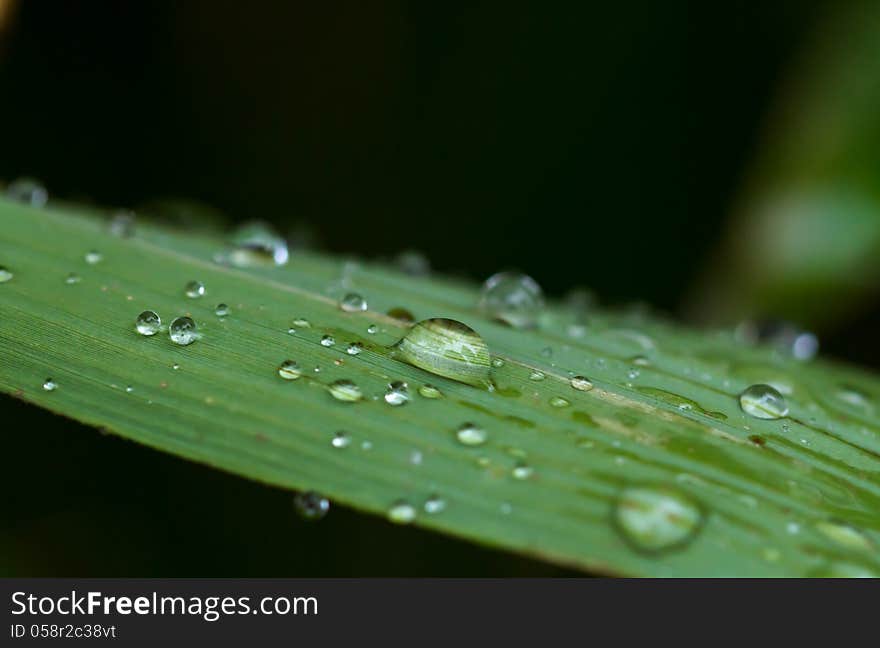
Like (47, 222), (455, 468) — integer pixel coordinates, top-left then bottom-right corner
(328, 379), (363, 402)
(84, 250), (102, 265)
(172, 363), (180, 370)
(214, 303), (230, 317)
(418, 384), (443, 399)
(339, 292), (368, 313)
(529, 370), (546, 381)
(549, 396), (570, 408)
(346, 342), (363, 356)
(125, 385), (134, 393)
(815, 520), (873, 552)
(331, 431), (352, 448)
(387, 500), (417, 524)
(735, 320), (818, 361)
(630, 355), (650, 367)
(456, 422), (488, 446)
(320, 335), (336, 347)
(226, 221), (289, 266)
(739, 384), (789, 420)
(65, 273), (81, 284)
(6, 177), (47, 206)
(169, 316), (199, 345)
(393, 318), (491, 388)
(570, 376), (593, 391)
(0, 266), (12, 283)
(512, 463), (534, 480)
(287, 328), (296, 335)
(491, 357), (505, 368)
(613, 486), (703, 553)
(384, 381), (409, 406)
(42, 378), (57, 392)
(367, 324), (378, 334)
(293, 491), (330, 520)
(396, 250), (431, 276)
(292, 318), (311, 329)
(109, 210), (136, 237)
(424, 494), (446, 514)
(184, 280), (205, 298)
(478, 271), (544, 328)
(278, 360), (302, 380)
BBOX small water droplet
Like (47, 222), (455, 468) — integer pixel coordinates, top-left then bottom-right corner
(134, 310), (162, 336)
(418, 384), (443, 399)
(6, 177), (48, 206)
(125, 385), (134, 393)
(613, 485), (703, 553)
(478, 271), (544, 328)
(346, 342), (363, 356)
(384, 381), (409, 406)
(570, 376), (593, 391)
(630, 355), (650, 367)
(339, 292), (368, 313)
(387, 500), (417, 524)
(424, 494), (446, 514)
(529, 370), (546, 381)
(320, 335), (336, 347)
(293, 491), (330, 520)
(328, 379), (363, 402)
(739, 384), (789, 420)
(393, 318), (491, 388)
(226, 221), (289, 266)
(491, 357), (505, 368)
(512, 463), (534, 480)
(169, 316), (199, 345)
(396, 250), (431, 276)
(278, 360), (302, 380)
(109, 210), (136, 237)
(331, 431), (352, 448)
(214, 303), (230, 317)
(456, 422), (488, 446)
(367, 324), (378, 334)
(85, 250), (102, 265)
(65, 272), (81, 284)
(184, 280), (205, 298)
(172, 363), (180, 370)
(549, 396), (570, 408)
(0, 266), (13, 283)
(42, 378), (57, 392)
(287, 328), (296, 335)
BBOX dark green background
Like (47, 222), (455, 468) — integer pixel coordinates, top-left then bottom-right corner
(0, 1), (837, 575)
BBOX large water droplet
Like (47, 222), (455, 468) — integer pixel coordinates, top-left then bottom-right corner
(135, 310), (162, 336)
(455, 422), (488, 446)
(278, 360), (302, 380)
(478, 271), (544, 329)
(169, 316), (199, 345)
(613, 486), (703, 553)
(293, 491), (329, 520)
(328, 379), (363, 402)
(739, 384), (789, 419)
(570, 376), (593, 391)
(6, 177), (48, 207)
(0, 266), (14, 283)
(387, 500), (417, 524)
(184, 280), (205, 298)
(339, 292), (368, 313)
(393, 318), (491, 388)
(384, 381), (409, 406)
(226, 221), (289, 266)
(42, 378), (57, 392)
(65, 273), (81, 284)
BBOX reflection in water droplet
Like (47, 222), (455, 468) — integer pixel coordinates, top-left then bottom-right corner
(570, 376), (593, 391)
(278, 360), (302, 380)
(328, 379), (363, 402)
(215, 303), (230, 317)
(393, 318), (491, 388)
(339, 292), (368, 312)
(293, 491), (329, 520)
(613, 485), (703, 553)
(456, 422), (488, 446)
(184, 280), (205, 298)
(169, 316), (199, 345)
(418, 384), (443, 399)
(135, 310), (162, 336)
(478, 271), (544, 328)
(384, 381), (409, 406)
(0, 266), (13, 283)
(387, 500), (417, 524)
(739, 384), (789, 419)
(331, 431), (352, 448)
(42, 378), (57, 392)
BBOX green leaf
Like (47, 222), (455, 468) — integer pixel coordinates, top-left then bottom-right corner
(2, 198), (879, 576)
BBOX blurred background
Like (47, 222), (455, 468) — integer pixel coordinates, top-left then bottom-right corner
(2, 0), (879, 575)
